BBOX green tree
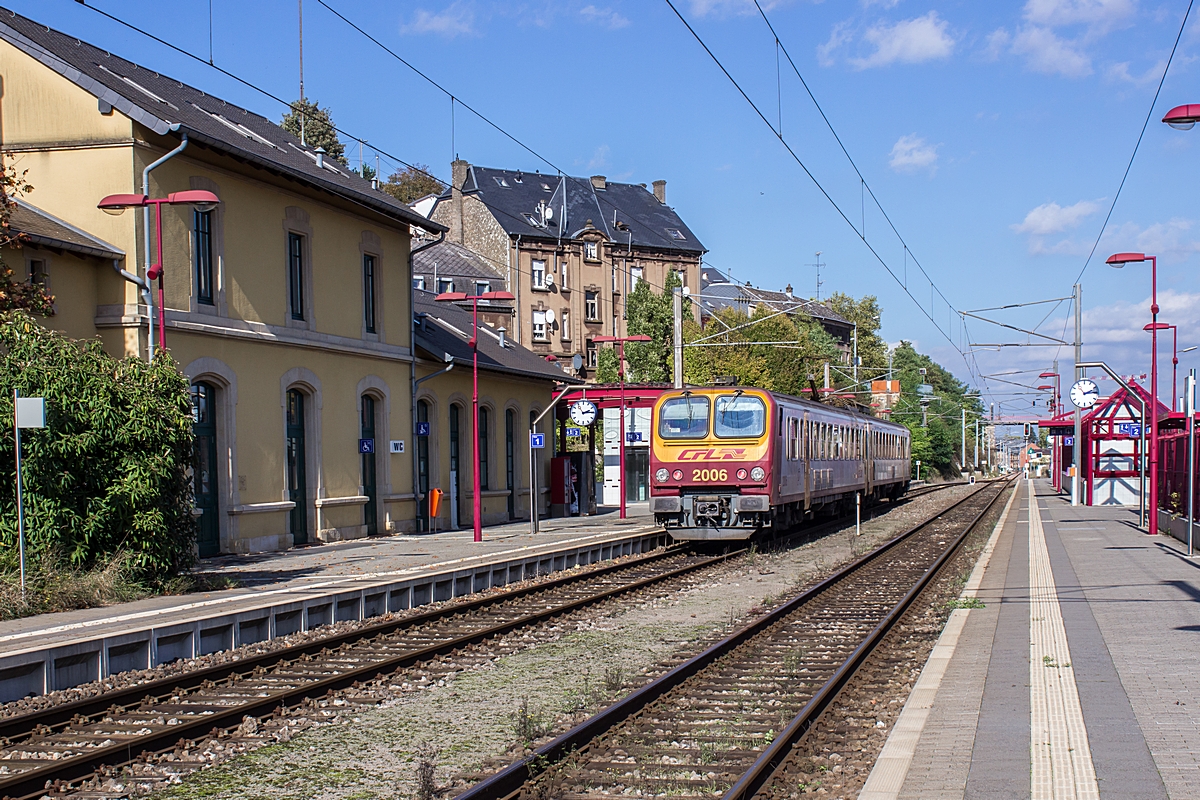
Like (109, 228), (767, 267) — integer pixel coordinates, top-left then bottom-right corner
(887, 341), (982, 477)
(0, 157), (54, 315)
(683, 304), (841, 395)
(0, 314), (196, 584)
(596, 347), (619, 383)
(382, 164), (445, 204)
(827, 292), (886, 373)
(280, 99), (347, 164)
(625, 270), (681, 383)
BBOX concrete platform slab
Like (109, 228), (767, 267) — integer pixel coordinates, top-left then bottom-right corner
(864, 479), (1198, 799)
(0, 508), (664, 702)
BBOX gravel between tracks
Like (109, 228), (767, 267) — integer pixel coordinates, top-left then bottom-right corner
(92, 486), (977, 800)
(760, 482), (1014, 799)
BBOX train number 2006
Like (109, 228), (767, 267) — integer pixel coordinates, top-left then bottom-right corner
(691, 468), (728, 482)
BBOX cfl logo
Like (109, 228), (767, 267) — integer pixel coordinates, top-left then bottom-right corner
(677, 448), (747, 461)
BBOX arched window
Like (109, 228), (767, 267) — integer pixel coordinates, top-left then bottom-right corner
(286, 388), (308, 544)
(478, 407), (490, 491)
(417, 399), (430, 531)
(361, 395), (379, 535)
(191, 382), (219, 557)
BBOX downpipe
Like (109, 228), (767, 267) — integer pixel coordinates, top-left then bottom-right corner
(141, 127), (187, 360)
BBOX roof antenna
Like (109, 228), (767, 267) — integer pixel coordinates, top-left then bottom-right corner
(297, 0), (306, 147)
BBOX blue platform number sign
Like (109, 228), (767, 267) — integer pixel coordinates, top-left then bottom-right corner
(415, 422), (431, 436)
(626, 431), (643, 443)
(530, 433), (545, 449)
(1064, 436), (1075, 446)
(566, 427), (582, 438)
(1117, 422), (1142, 437)
(359, 438), (375, 454)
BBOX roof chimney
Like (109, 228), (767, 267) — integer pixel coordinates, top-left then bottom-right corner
(314, 146), (326, 169)
(590, 175), (607, 190)
(498, 326), (507, 348)
(785, 284), (793, 299)
(451, 159), (469, 244)
(652, 180), (666, 204)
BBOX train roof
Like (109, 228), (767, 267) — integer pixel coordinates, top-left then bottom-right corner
(658, 386), (910, 433)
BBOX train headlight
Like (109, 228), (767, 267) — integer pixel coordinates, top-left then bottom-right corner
(672, 469), (684, 480)
(750, 467), (766, 481)
(655, 468), (669, 483)
(737, 468), (748, 480)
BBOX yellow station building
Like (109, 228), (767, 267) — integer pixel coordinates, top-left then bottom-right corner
(1, 9), (573, 556)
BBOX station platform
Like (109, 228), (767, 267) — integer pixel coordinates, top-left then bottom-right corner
(0, 505), (663, 703)
(862, 478), (1200, 800)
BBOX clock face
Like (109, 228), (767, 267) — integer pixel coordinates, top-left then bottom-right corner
(570, 400), (598, 426)
(1070, 379), (1100, 409)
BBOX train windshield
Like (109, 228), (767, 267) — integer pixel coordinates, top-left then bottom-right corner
(658, 396), (710, 439)
(714, 394), (766, 438)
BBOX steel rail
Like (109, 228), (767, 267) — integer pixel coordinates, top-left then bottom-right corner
(723, 476), (1014, 800)
(455, 478), (1010, 800)
(0, 548), (739, 800)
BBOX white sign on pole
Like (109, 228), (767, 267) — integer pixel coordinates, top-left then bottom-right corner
(15, 397), (45, 428)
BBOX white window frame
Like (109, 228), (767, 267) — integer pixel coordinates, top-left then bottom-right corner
(474, 280), (491, 296)
(560, 310), (571, 341)
(584, 241), (599, 262)
(585, 291), (599, 322)
(532, 310), (548, 342)
(413, 276), (426, 290)
(531, 259), (546, 290)
(631, 266), (643, 289)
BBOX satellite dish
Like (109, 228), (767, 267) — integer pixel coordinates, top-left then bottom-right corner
(573, 353), (584, 370)
(682, 286), (691, 296)
(545, 308), (557, 324)
(545, 274), (555, 288)
(544, 206), (554, 220)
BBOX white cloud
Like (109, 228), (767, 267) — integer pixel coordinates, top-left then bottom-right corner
(851, 12), (955, 69)
(401, 3), (477, 37)
(889, 134), (939, 173)
(818, 21), (855, 67)
(687, 0), (786, 17)
(587, 144), (610, 170)
(983, 28), (1011, 60)
(1022, 0), (1136, 34)
(1012, 199), (1103, 235)
(1011, 26), (1093, 76)
(580, 5), (630, 29)
(1107, 59), (1165, 85)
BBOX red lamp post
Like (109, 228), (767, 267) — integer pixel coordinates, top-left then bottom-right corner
(1040, 370), (1062, 492)
(98, 190), (220, 358)
(434, 290), (515, 542)
(1108, 252), (1160, 534)
(1038, 381), (1059, 492)
(1162, 104), (1200, 130)
(593, 334), (652, 519)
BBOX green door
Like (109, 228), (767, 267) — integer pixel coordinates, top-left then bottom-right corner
(506, 409), (516, 519)
(191, 382), (220, 558)
(286, 389), (309, 545)
(361, 395), (378, 536)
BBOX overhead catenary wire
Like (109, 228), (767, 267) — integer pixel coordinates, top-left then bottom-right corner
(661, 0), (985, 398)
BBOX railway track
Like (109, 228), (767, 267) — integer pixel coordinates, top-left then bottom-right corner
(0, 480), (964, 799)
(456, 478), (1012, 800)
(0, 547), (738, 800)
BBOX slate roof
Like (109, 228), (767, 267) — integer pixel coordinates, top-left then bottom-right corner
(0, 7), (442, 233)
(9, 198), (125, 259)
(412, 240), (505, 285)
(696, 265), (851, 330)
(413, 289), (582, 385)
(432, 166), (704, 254)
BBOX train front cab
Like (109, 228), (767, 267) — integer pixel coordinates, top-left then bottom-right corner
(649, 389), (773, 540)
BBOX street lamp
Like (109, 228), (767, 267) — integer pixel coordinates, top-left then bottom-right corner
(1108, 251), (1160, 535)
(98, 190), (220, 359)
(1038, 380), (1060, 492)
(434, 289), (516, 542)
(1162, 103), (1200, 130)
(593, 334), (651, 519)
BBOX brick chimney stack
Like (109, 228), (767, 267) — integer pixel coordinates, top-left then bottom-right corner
(590, 175), (607, 190)
(451, 159), (469, 244)
(652, 180), (666, 204)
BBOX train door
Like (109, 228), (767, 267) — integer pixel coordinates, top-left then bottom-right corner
(803, 413), (812, 511)
(864, 423), (873, 497)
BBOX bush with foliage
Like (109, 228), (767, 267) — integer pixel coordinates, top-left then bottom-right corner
(280, 99), (347, 164)
(0, 314), (196, 584)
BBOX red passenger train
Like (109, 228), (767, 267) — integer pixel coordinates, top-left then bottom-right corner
(649, 387), (911, 540)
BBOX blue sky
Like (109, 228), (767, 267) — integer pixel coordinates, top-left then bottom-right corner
(15, 0), (1200, 416)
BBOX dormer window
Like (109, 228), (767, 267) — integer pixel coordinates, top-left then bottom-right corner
(584, 241), (599, 262)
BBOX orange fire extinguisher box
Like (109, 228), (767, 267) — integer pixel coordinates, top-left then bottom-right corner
(428, 488), (443, 518)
